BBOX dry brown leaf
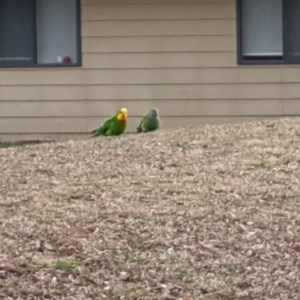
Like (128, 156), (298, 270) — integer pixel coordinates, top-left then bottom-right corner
(252, 244), (265, 251)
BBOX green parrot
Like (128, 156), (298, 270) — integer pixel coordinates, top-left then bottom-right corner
(90, 108), (128, 137)
(136, 108), (160, 133)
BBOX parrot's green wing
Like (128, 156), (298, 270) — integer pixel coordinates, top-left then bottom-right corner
(91, 114), (127, 137)
(137, 112), (160, 133)
(136, 115), (147, 133)
(90, 115), (116, 137)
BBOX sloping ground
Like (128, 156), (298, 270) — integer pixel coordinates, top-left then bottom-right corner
(1, 118), (300, 300)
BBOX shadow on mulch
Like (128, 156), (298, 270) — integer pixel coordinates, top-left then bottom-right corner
(0, 140), (56, 149)
(0, 133), (138, 148)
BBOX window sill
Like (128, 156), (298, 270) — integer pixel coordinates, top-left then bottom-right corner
(0, 62), (82, 69)
(237, 58), (300, 66)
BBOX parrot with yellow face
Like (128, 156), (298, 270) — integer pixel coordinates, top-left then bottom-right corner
(90, 108), (128, 137)
(136, 108), (160, 133)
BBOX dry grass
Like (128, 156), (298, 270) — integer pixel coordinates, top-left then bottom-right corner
(1, 117), (300, 300)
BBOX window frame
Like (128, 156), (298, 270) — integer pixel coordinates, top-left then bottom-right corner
(0, 0), (82, 69)
(236, 0), (300, 65)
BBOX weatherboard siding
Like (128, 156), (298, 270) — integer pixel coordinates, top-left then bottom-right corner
(0, 0), (299, 140)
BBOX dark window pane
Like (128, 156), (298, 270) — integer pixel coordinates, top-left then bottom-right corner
(286, 0), (300, 62)
(0, 0), (35, 61)
(241, 0), (283, 58)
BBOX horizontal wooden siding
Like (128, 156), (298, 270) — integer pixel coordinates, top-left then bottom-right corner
(0, 0), (299, 139)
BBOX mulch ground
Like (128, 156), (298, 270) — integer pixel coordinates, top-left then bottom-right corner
(0, 117), (300, 300)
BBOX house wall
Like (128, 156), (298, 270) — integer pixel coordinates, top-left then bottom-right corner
(0, 0), (300, 141)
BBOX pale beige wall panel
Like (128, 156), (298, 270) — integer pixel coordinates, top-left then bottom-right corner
(1, 83), (296, 101)
(82, 52), (237, 68)
(82, 3), (235, 20)
(0, 116), (279, 134)
(97, 67), (283, 84)
(82, 20), (236, 37)
(281, 68), (300, 82)
(0, 99), (284, 117)
(282, 100), (300, 115)
(83, 36), (236, 53)
(0, 69), (85, 86)
(85, 84), (287, 100)
(0, 68), (288, 86)
(0, 86), (87, 101)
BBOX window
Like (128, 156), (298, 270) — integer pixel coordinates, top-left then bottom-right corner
(0, 0), (81, 68)
(237, 0), (300, 64)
